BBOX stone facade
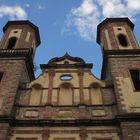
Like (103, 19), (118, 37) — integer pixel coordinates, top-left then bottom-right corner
(0, 18), (140, 140)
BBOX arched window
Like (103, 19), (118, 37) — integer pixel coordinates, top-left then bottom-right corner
(7, 37), (17, 49)
(59, 83), (73, 105)
(118, 34), (128, 47)
(29, 84), (42, 105)
(90, 83), (103, 105)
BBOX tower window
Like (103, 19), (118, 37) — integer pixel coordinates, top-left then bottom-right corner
(118, 34), (128, 47)
(0, 72), (3, 82)
(130, 69), (140, 91)
(7, 37), (17, 49)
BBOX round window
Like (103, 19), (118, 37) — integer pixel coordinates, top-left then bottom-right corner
(60, 75), (73, 81)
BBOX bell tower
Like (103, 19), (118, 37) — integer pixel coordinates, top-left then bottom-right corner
(97, 18), (139, 51)
(0, 20), (40, 119)
(97, 18), (140, 114)
(0, 20), (40, 58)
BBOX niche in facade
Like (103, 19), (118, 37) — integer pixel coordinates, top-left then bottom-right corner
(90, 83), (103, 105)
(0, 72), (3, 82)
(59, 83), (73, 105)
(29, 84), (42, 105)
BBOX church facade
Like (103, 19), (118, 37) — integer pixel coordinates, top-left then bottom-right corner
(0, 18), (140, 140)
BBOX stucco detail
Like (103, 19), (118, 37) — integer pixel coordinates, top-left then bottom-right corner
(25, 110), (39, 118)
(42, 89), (48, 104)
(59, 86), (73, 105)
(29, 88), (42, 105)
(104, 29), (112, 50)
(53, 72), (79, 88)
(88, 133), (120, 140)
(26, 59), (105, 106)
(11, 134), (42, 140)
(57, 110), (73, 119)
(55, 59), (79, 64)
(25, 32), (31, 42)
(91, 88), (103, 105)
(8, 29), (22, 38)
(25, 70), (105, 106)
(29, 72), (49, 88)
(83, 72), (104, 87)
(91, 109), (106, 117)
(49, 134), (80, 140)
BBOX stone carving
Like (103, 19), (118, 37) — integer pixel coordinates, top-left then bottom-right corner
(25, 110), (39, 118)
(92, 109), (106, 117)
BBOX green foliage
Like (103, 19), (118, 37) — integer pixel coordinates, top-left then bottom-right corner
(19, 82), (27, 89)
(105, 77), (113, 87)
(129, 104), (137, 112)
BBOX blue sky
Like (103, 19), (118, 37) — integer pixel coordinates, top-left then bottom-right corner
(0, 0), (140, 78)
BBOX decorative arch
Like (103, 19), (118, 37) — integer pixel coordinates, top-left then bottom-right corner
(90, 82), (103, 105)
(59, 82), (73, 88)
(118, 34), (128, 47)
(58, 83), (73, 105)
(7, 37), (17, 49)
(90, 82), (101, 88)
(31, 83), (42, 89)
(29, 83), (42, 105)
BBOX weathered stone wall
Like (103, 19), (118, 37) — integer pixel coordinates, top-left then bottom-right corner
(100, 22), (139, 51)
(108, 57), (140, 113)
(0, 60), (29, 116)
(10, 126), (120, 140)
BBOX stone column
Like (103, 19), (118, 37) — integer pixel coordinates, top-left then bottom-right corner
(79, 127), (87, 140)
(42, 127), (50, 140)
(78, 69), (84, 104)
(0, 123), (10, 140)
(47, 69), (55, 104)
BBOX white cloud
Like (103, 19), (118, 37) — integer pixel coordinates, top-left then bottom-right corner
(72, 0), (97, 16)
(37, 4), (44, 10)
(97, 0), (140, 18)
(25, 3), (30, 8)
(64, 0), (140, 42)
(127, 0), (140, 10)
(0, 6), (27, 20)
(65, 0), (100, 41)
(99, 0), (126, 17)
